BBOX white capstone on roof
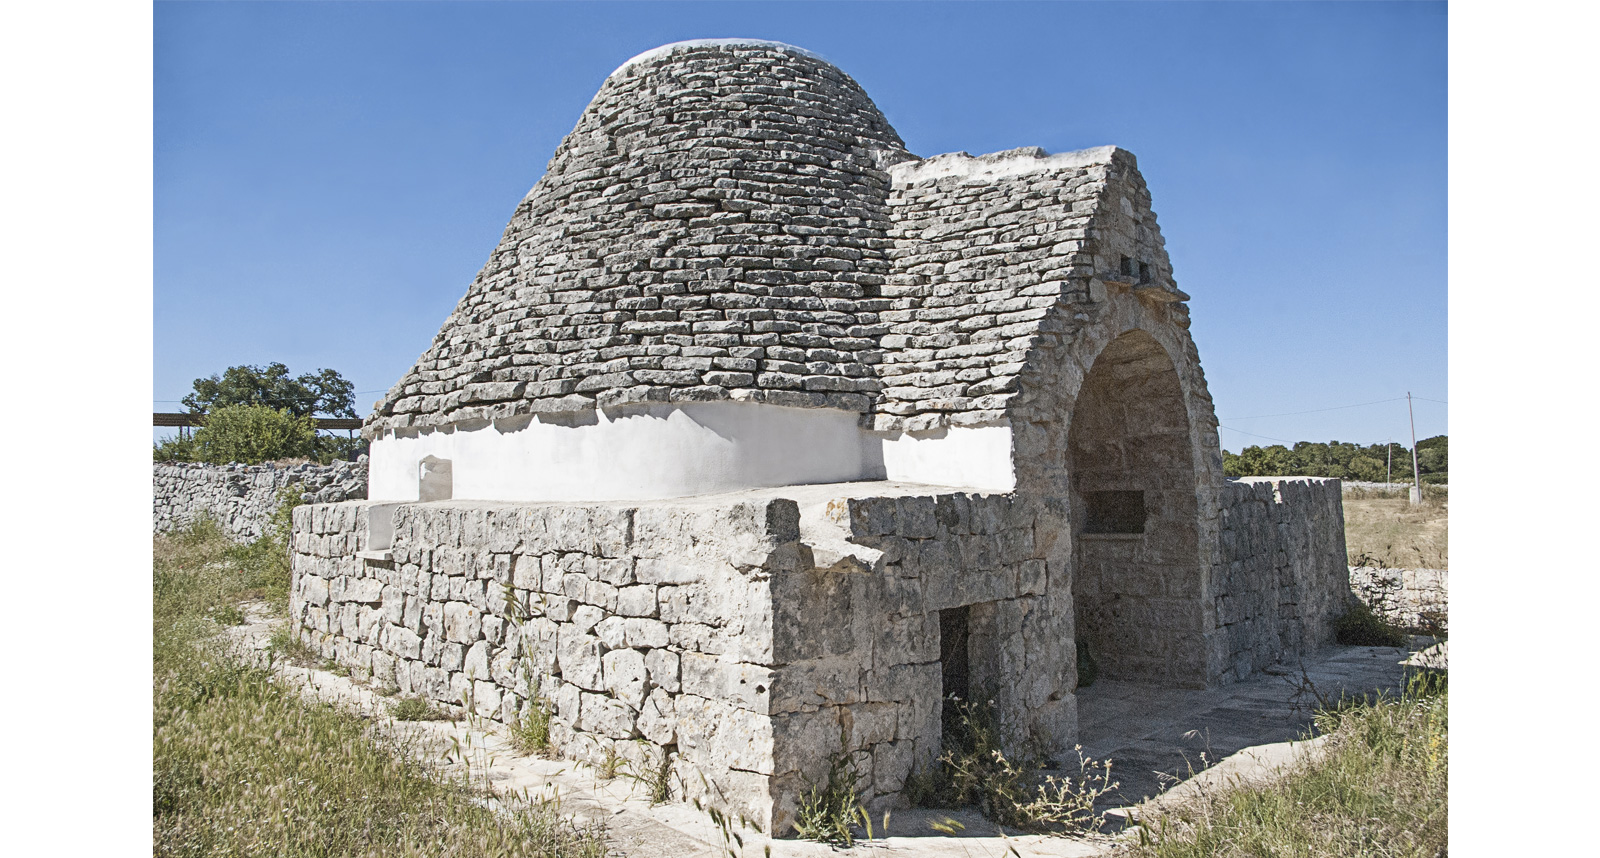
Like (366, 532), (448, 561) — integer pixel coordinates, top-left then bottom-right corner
(366, 41), (1182, 438)
(609, 38), (830, 77)
(889, 145), (1125, 185)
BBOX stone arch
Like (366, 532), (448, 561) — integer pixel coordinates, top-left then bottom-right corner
(1066, 328), (1207, 686)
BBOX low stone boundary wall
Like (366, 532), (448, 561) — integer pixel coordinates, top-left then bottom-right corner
(289, 487), (1071, 835)
(153, 459), (368, 542)
(1214, 478), (1350, 682)
(1349, 566), (1448, 632)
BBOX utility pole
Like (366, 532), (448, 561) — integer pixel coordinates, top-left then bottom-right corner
(1386, 439), (1392, 491)
(1407, 392), (1422, 505)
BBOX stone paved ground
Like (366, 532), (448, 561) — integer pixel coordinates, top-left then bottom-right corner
(1076, 640), (1441, 817)
(228, 606), (1438, 857)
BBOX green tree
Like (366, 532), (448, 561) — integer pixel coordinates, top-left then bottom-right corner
(182, 363), (356, 419)
(186, 404), (319, 464)
(159, 363), (367, 464)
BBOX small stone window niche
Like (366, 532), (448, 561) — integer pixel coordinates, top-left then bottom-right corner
(1119, 256), (1154, 285)
(1082, 490), (1146, 535)
(419, 456), (453, 501)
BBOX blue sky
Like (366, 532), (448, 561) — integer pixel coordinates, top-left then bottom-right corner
(154, 1), (1446, 451)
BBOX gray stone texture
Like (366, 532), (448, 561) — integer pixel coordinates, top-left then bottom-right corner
(289, 486), (1073, 835)
(1213, 478), (1351, 682)
(292, 40), (1354, 839)
(153, 459), (368, 542)
(1348, 566), (1448, 632)
(366, 42), (916, 436)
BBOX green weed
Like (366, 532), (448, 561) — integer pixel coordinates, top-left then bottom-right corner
(1131, 672), (1447, 857)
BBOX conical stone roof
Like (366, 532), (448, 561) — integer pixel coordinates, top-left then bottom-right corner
(367, 40), (917, 437)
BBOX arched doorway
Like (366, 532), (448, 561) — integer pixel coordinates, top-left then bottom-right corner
(1068, 330), (1206, 686)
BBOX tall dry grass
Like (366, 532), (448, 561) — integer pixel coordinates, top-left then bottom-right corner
(153, 516), (609, 858)
(1129, 673), (1447, 858)
(1343, 486), (1448, 569)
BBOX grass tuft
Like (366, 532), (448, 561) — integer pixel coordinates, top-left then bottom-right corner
(1130, 672), (1447, 858)
(1334, 601), (1409, 647)
(792, 745), (870, 846)
(153, 506), (608, 857)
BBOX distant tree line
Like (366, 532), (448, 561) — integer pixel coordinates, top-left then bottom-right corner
(155, 363), (369, 465)
(1223, 436), (1446, 484)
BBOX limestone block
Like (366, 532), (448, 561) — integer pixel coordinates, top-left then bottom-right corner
(894, 497), (939, 539)
(578, 692), (638, 739)
(602, 648), (649, 710)
(635, 557), (704, 585)
(463, 640), (492, 681)
(571, 604), (604, 634)
(771, 567), (853, 662)
(873, 613), (938, 668)
(491, 649), (522, 691)
(870, 739), (915, 797)
(594, 617), (627, 651)
(583, 579), (619, 612)
(473, 680), (502, 719)
(595, 557), (636, 586)
(439, 642), (466, 673)
(357, 607), (383, 645)
(482, 613), (505, 646)
(622, 617), (670, 649)
(345, 577), (383, 604)
(772, 708), (844, 778)
(449, 671), (473, 705)
(302, 576), (329, 607)
(512, 554), (542, 590)
(381, 586), (405, 625)
(771, 656), (862, 713)
(443, 602), (482, 643)
(865, 661), (939, 704)
(711, 705), (776, 776)
(645, 648), (680, 693)
(553, 681), (581, 724)
(557, 627), (604, 691)
(845, 702), (899, 747)
(637, 688), (677, 745)
(384, 625), (423, 660)
(403, 595), (424, 633)
(682, 653), (775, 714)
(616, 584), (657, 617)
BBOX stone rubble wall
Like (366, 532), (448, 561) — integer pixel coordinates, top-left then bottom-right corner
(1349, 566), (1448, 632)
(771, 492), (1071, 826)
(289, 487), (1065, 835)
(1213, 477), (1349, 682)
(153, 459), (368, 542)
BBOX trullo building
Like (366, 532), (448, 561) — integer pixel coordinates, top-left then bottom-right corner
(290, 39), (1350, 834)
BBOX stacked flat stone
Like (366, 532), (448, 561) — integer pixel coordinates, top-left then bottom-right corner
(367, 41), (915, 436)
(878, 147), (1184, 433)
(1348, 566), (1448, 633)
(153, 458), (368, 542)
(289, 486), (1066, 831)
(364, 43), (1189, 439)
(1213, 477), (1350, 682)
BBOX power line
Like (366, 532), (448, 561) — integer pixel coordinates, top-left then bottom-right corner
(1222, 397), (1406, 420)
(1217, 425), (1294, 444)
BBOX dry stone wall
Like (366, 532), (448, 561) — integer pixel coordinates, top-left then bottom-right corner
(1213, 477), (1349, 682)
(153, 460), (367, 542)
(367, 42), (914, 436)
(1349, 566), (1448, 632)
(289, 486), (1066, 835)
